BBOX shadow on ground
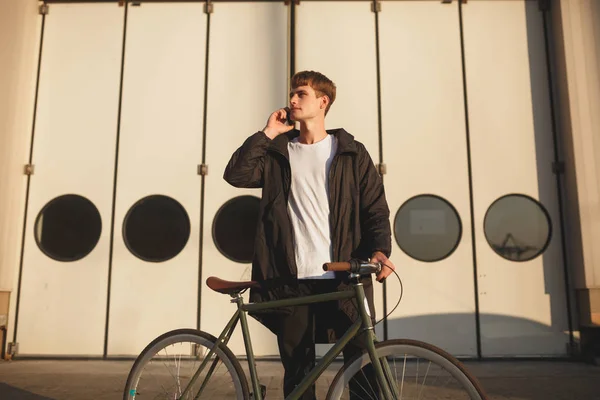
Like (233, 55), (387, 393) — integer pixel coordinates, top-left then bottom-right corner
(0, 383), (55, 400)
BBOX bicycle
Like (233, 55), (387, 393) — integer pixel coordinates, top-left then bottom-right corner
(123, 259), (488, 399)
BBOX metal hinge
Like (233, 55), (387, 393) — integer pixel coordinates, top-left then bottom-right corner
(376, 163), (387, 175)
(39, 4), (49, 15)
(371, 0), (381, 13)
(552, 161), (565, 175)
(131, 1), (141, 6)
(197, 164), (208, 176)
(204, 1), (213, 14)
(8, 342), (18, 356)
(566, 340), (579, 357)
(24, 164), (35, 176)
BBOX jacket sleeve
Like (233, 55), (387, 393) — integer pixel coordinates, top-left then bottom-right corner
(356, 143), (392, 258)
(223, 131), (270, 188)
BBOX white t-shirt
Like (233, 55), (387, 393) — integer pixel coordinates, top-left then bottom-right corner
(287, 134), (338, 279)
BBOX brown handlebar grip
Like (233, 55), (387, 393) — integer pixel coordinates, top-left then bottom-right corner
(322, 262), (351, 272)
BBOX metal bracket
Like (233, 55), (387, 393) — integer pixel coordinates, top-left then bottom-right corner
(8, 342), (18, 356)
(376, 163), (387, 175)
(249, 384), (267, 399)
(118, 0), (125, 6)
(198, 164), (208, 176)
(131, 1), (141, 6)
(539, 0), (550, 12)
(552, 161), (565, 175)
(441, 0), (452, 3)
(24, 164), (35, 176)
(204, 1), (213, 14)
(371, 0), (381, 13)
(39, 4), (49, 15)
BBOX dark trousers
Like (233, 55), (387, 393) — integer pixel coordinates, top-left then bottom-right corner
(276, 279), (378, 400)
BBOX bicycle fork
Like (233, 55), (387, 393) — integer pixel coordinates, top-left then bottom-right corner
(354, 282), (400, 400)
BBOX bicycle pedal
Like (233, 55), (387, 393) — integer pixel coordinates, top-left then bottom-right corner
(250, 383), (267, 399)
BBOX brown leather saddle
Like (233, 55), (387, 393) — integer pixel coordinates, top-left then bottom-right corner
(206, 276), (260, 295)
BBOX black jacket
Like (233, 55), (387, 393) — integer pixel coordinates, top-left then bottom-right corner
(223, 128), (392, 339)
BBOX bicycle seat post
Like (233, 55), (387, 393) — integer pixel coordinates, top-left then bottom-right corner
(229, 292), (243, 304)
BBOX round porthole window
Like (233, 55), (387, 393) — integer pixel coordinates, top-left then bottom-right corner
(484, 194), (551, 261)
(394, 195), (462, 262)
(34, 194), (102, 262)
(123, 195), (190, 262)
(213, 195), (260, 263)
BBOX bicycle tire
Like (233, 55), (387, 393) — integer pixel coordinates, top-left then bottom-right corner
(123, 328), (249, 400)
(326, 339), (487, 400)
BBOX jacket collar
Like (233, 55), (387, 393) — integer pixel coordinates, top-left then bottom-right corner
(267, 128), (358, 158)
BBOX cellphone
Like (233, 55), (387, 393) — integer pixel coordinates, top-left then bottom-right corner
(284, 107), (294, 125)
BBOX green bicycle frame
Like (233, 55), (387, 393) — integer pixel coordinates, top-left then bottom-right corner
(179, 280), (398, 400)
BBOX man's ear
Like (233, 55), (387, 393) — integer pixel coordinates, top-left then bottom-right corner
(320, 95), (330, 110)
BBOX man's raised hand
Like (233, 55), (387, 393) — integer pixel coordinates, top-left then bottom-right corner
(263, 108), (295, 139)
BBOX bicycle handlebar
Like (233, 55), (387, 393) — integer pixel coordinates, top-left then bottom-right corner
(322, 259), (381, 275)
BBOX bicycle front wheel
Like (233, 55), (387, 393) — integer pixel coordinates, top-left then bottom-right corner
(326, 339), (487, 400)
(123, 329), (249, 400)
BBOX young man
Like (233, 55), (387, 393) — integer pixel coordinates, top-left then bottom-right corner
(224, 71), (395, 399)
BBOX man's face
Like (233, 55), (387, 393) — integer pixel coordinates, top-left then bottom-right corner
(289, 85), (327, 122)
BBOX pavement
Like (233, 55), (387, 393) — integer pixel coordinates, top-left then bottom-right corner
(0, 358), (599, 399)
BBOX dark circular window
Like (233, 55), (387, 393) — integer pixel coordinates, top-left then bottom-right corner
(484, 194), (551, 262)
(123, 195), (190, 262)
(394, 195), (462, 262)
(213, 196), (260, 263)
(34, 194), (102, 262)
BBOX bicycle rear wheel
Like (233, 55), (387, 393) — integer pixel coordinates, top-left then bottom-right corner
(123, 329), (249, 400)
(326, 339), (487, 400)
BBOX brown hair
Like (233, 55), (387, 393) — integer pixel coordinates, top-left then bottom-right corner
(291, 70), (336, 115)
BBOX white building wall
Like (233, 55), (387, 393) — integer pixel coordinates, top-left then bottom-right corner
(2, 0), (594, 358)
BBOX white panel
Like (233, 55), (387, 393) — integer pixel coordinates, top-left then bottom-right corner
(463, 0), (569, 355)
(107, 3), (206, 355)
(201, 2), (288, 356)
(18, 4), (123, 355)
(296, 1), (379, 158)
(379, 1), (477, 356)
(2, 0), (43, 352)
(296, 2), (383, 355)
(0, 0), (42, 294)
